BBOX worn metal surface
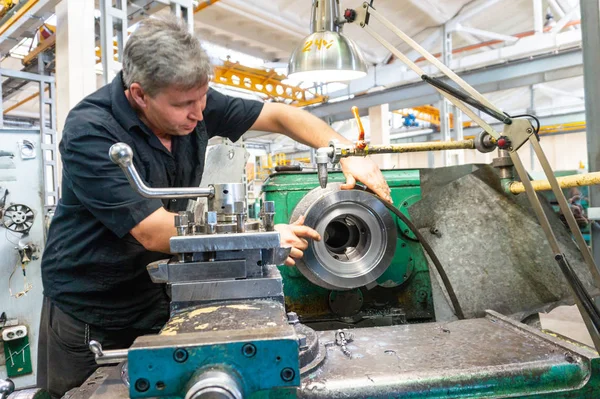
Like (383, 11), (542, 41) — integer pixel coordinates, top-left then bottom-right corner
(70, 311), (600, 399)
(298, 311), (599, 398)
(411, 164), (600, 320)
(170, 231), (280, 253)
(291, 186), (397, 290)
(128, 302), (299, 398)
(169, 265), (285, 311)
(62, 367), (112, 399)
(192, 143), (249, 221)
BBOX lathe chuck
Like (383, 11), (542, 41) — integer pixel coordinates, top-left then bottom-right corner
(291, 184), (397, 290)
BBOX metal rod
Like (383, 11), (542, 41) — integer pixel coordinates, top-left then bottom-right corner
(340, 139), (475, 157)
(508, 171), (600, 194)
(109, 143), (214, 199)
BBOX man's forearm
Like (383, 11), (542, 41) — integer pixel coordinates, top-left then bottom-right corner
(269, 103), (352, 148)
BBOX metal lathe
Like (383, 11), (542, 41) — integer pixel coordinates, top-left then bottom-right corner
(58, 142), (600, 399)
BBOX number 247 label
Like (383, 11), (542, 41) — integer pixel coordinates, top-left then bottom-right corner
(302, 39), (334, 52)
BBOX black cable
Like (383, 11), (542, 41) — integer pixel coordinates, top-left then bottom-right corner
(355, 186), (466, 319)
(381, 200), (466, 320)
(422, 75), (513, 125)
(511, 113), (541, 139)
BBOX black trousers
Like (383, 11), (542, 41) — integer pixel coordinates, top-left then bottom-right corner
(36, 297), (158, 399)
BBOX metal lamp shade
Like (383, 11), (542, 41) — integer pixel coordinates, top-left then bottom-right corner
(288, 31), (368, 83)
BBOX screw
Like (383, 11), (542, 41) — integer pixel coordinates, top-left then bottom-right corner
(173, 348), (188, 363)
(242, 343), (257, 358)
(135, 378), (150, 393)
(281, 367), (295, 382)
(527, 128), (533, 133)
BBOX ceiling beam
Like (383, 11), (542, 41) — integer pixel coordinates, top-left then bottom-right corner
(309, 49), (584, 122)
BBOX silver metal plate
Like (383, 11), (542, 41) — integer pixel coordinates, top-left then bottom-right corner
(170, 231), (281, 253)
(170, 265), (284, 308)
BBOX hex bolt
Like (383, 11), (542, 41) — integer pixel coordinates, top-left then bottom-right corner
(242, 343), (257, 358)
(206, 211), (218, 235)
(135, 378), (150, 393)
(234, 201), (246, 233)
(297, 334), (308, 350)
(287, 312), (299, 325)
(173, 348), (189, 363)
(280, 367), (295, 382)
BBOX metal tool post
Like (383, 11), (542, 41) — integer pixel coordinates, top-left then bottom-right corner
(314, 1), (600, 351)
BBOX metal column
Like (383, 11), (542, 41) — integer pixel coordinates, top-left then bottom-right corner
(100, 0), (128, 85)
(533, 0), (544, 34)
(581, 0), (600, 266)
(170, 0), (194, 30)
(440, 23), (452, 166)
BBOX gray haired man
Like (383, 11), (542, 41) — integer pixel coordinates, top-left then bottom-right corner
(37, 16), (391, 397)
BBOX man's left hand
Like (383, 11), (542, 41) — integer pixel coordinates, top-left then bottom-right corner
(339, 156), (392, 203)
(274, 215), (321, 266)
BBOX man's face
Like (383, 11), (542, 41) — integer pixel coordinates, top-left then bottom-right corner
(139, 83), (209, 136)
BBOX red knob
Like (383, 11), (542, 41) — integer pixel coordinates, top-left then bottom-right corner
(497, 138), (507, 148)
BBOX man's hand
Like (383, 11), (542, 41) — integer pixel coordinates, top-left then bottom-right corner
(339, 156), (392, 203)
(274, 215), (321, 266)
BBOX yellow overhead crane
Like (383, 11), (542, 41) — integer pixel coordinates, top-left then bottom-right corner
(0, 0), (15, 19)
(213, 60), (327, 107)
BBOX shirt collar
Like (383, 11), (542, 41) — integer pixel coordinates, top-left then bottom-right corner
(110, 72), (153, 136)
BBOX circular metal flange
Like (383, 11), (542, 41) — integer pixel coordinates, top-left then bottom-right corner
(291, 186), (396, 290)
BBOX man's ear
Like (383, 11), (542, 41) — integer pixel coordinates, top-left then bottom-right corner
(129, 83), (148, 109)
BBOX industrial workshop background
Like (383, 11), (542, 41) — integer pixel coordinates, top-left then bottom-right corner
(0, 0), (599, 397)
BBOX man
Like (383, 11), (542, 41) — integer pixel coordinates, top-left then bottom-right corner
(37, 16), (391, 397)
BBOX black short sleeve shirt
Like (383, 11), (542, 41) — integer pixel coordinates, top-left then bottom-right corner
(41, 73), (264, 329)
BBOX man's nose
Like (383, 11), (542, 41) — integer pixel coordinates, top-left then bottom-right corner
(189, 103), (204, 121)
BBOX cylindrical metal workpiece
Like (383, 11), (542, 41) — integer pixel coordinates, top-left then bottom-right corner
(185, 370), (243, 399)
(508, 171), (600, 194)
(290, 185), (396, 290)
(208, 183), (246, 222)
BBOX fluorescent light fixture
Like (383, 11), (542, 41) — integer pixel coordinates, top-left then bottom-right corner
(288, 0), (367, 83)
